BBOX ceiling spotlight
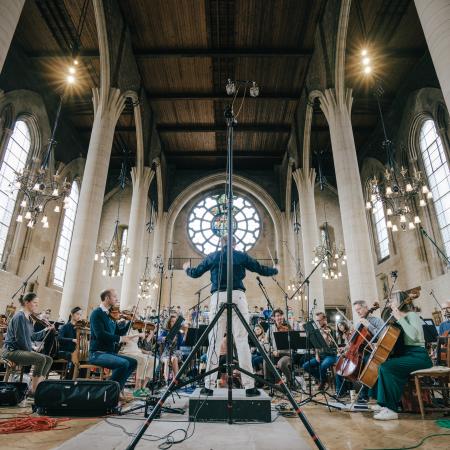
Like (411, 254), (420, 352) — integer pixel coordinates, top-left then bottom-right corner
(66, 74), (75, 84)
(68, 66), (76, 74)
(225, 78), (236, 95)
(249, 81), (260, 97)
(73, 59), (79, 65)
(363, 66), (372, 74)
(362, 57), (370, 66)
(361, 49), (368, 56)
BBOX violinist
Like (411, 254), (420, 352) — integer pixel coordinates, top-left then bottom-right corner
(371, 294), (432, 420)
(1, 293), (54, 394)
(119, 318), (157, 397)
(266, 308), (293, 387)
(57, 307), (83, 360)
(89, 289), (141, 396)
(302, 312), (338, 391)
(158, 314), (186, 384)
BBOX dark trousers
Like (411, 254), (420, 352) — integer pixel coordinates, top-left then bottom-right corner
(89, 352), (137, 390)
(302, 355), (337, 383)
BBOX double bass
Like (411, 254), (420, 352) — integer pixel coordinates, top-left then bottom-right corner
(335, 303), (379, 382)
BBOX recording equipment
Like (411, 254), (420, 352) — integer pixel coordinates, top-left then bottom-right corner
(33, 380), (120, 416)
(0, 382), (28, 406)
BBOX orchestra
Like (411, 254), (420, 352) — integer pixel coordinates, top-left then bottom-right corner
(0, 271), (448, 424)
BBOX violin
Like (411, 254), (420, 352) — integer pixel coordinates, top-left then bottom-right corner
(74, 319), (89, 328)
(30, 313), (59, 358)
(109, 306), (134, 321)
(131, 319), (155, 333)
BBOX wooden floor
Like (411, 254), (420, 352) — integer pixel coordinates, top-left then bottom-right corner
(1, 393), (449, 449)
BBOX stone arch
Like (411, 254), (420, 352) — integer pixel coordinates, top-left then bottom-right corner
(166, 173), (284, 262)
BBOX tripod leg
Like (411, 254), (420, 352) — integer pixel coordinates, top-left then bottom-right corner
(232, 304), (326, 450)
(126, 303), (227, 450)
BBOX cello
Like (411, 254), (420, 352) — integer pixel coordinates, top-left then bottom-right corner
(335, 302), (379, 382)
(358, 293), (414, 388)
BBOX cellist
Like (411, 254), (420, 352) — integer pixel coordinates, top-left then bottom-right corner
(371, 294), (432, 420)
(353, 300), (384, 403)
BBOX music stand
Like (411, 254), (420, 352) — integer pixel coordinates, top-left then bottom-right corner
(274, 331), (308, 352)
(299, 320), (341, 410)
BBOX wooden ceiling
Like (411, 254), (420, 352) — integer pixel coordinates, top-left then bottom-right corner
(13, 0), (429, 177)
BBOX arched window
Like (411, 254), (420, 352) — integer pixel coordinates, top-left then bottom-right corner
(0, 120), (32, 260)
(419, 119), (450, 255)
(54, 181), (79, 287)
(371, 186), (390, 260)
(188, 194), (261, 255)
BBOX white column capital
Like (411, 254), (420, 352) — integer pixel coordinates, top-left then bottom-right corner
(92, 87), (126, 123)
(292, 167), (316, 194)
(130, 166), (154, 190)
(319, 88), (353, 125)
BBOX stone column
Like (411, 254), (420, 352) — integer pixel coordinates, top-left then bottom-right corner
(59, 88), (125, 320)
(319, 88), (378, 316)
(292, 168), (325, 313)
(0, 0), (24, 73)
(415, 0), (450, 111)
(120, 167), (153, 310)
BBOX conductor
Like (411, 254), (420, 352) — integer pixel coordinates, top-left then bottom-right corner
(183, 236), (278, 397)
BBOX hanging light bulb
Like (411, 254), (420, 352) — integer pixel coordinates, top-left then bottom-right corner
(27, 220), (34, 228)
(16, 214), (23, 223)
(427, 192), (433, 199)
(102, 269), (106, 276)
(54, 205), (60, 213)
(43, 221), (49, 229)
(40, 215), (48, 224)
(408, 222), (415, 230)
(405, 183), (413, 192)
(392, 224), (399, 232)
(33, 183), (40, 191)
(385, 186), (393, 196)
(127, 256), (131, 264)
(366, 201), (372, 209)
(386, 208), (393, 216)
(20, 200), (27, 208)
(400, 215), (406, 223)
(419, 199), (426, 207)
(422, 186), (429, 194)
(25, 211), (32, 220)
(386, 220), (393, 228)
(100, 258), (105, 264)
(94, 253), (99, 261)
(52, 188), (59, 196)
(414, 216), (421, 224)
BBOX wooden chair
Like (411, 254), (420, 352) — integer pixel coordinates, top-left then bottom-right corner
(71, 326), (105, 380)
(49, 358), (69, 380)
(411, 365), (450, 419)
(1, 358), (25, 382)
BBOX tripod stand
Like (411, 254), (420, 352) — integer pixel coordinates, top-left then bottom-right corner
(126, 89), (325, 450)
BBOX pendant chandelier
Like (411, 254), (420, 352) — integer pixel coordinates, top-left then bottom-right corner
(362, 60), (430, 231)
(312, 221), (346, 280)
(12, 97), (71, 229)
(94, 151), (131, 277)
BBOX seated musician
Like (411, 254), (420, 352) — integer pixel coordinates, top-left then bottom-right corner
(57, 306), (83, 361)
(302, 311), (337, 391)
(335, 321), (353, 397)
(158, 314), (186, 384)
(251, 324), (268, 375)
(120, 320), (157, 398)
(438, 300), (450, 335)
(371, 295), (432, 420)
(1, 293), (54, 394)
(89, 289), (141, 394)
(266, 308), (293, 387)
(353, 300), (384, 403)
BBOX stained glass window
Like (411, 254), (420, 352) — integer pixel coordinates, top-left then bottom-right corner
(188, 194), (261, 255)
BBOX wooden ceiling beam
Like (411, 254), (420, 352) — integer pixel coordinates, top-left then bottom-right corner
(166, 151), (283, 159)
(27, 47), (425, 61)
(27, 48), (313, 60)
(157, 124), (291, 133)
(147, 92), (299, 101)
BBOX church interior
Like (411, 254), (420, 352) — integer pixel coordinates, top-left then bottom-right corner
(1, 1), (450, 449)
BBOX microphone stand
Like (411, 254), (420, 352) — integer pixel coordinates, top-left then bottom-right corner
(11, 257), (45, 301)
(256, 276), (275, 396)
(420, 225), (450, 266)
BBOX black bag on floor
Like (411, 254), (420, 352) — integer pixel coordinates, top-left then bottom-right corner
(0, 382), (28, 406)
(33, 380), (120, 416)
